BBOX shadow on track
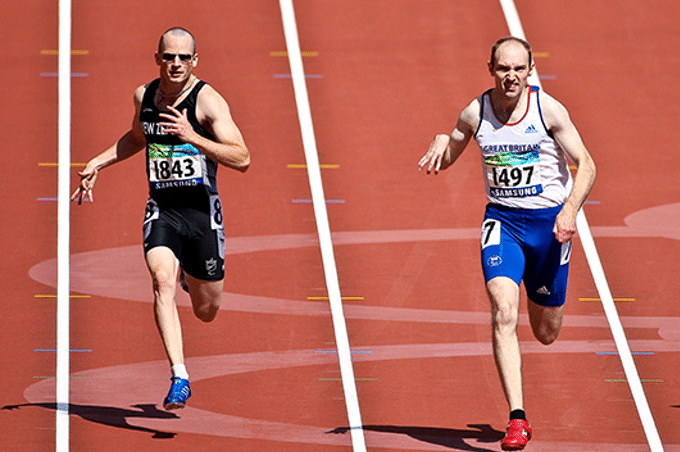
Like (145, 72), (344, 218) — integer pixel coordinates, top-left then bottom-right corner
(327, 423), (503, 451)
(2, 402), (178, 438)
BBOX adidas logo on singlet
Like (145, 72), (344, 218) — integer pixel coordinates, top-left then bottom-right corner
(525, 125), (538, 134)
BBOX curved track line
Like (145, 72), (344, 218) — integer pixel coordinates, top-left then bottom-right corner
(24, 203), (680, 449)
(28, 203), (680, 336)
(23, 344), (680, 450)
(27, 244), (680, 337)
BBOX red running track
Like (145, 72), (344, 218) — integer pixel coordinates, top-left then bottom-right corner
(2, 0), (679, 451)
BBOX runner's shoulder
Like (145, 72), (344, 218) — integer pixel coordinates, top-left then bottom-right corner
(458, 96), (483, 133)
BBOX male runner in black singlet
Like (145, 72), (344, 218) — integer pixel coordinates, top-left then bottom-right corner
(72, 27), (250, 410)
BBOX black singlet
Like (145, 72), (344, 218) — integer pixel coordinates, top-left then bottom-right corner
(140, 78), (219, 212)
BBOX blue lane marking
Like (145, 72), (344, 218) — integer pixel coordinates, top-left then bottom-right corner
(34, 349), (93, 352)
(273, 74), (323, 79)
(293, 199), (345, 204)
(40, 72), (90, 78)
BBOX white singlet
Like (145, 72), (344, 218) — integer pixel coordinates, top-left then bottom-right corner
(474, 86), (571, 209)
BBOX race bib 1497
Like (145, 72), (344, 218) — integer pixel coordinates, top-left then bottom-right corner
(483, 149), (543, 198)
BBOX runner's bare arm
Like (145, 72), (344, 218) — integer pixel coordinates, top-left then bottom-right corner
(71, 86), (147, 204)
(418, 98), (480, 174)
(159, 84), (250, 172)
(542, 94), (597, 243)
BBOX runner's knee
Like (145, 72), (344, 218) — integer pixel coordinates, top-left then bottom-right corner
(151, 269), (177, 298)
(535, 330), (559, 346)
(189, 281), (222, 322)
(532, 320), (561, 345)
(192, 294), (220, 322)
(493, 302), (519, 332)
(487, 278), (520, 332)
(192, 298), (220, 322)
(146, 247), (179, 301)
(528, 302), (564, 345)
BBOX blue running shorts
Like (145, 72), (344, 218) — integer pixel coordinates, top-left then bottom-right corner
(480, 203), (571, 307)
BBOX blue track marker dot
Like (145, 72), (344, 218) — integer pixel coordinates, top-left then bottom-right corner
(273, 74), (323, 79)
(34, 349), (93, 353)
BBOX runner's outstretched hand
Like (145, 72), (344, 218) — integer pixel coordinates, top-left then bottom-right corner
(71, 163), (98, 204)
(418, 134), (451, 174)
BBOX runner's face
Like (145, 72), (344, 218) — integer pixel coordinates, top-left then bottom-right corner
(488, 42), (533, 99)
(155, 35), (197, 84)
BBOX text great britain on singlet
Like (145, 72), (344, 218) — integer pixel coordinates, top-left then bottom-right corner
(481, 143), (541, 154)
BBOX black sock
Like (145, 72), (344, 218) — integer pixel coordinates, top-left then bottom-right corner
(510, 409), (526, 421)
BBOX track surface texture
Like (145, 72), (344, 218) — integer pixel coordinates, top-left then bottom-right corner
(2, 1), (679, 451)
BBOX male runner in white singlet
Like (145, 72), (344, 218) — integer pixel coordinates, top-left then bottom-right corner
(418, 37), (596, 450)
(72, 27), (250, 411)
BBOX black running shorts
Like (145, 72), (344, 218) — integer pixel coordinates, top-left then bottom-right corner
(142, 197), (225, 281)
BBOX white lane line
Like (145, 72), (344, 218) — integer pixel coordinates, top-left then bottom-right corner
(498, 1), (664, 451)
(576, 214), (664, 451)
(57, 0), (72, 450)
(277, 1), (367, 451)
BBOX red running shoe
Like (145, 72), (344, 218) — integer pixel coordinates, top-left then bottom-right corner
(501, 419), (532, 451)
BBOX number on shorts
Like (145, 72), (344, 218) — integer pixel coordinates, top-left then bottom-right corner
(560, 240), (572, 265)
(144, 199), (159, 224)
(210, 195), (223, 230)
(481, 219), (501, 250)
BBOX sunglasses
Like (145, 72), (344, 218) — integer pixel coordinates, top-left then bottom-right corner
(161, 53), (194, 63)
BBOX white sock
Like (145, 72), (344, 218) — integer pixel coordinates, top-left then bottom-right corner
(171, 364), (189, 380)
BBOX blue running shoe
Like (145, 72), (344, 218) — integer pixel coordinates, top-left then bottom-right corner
(163, 377), (191, 410)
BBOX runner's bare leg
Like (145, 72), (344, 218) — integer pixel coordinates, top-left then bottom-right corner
(146, 246), (184, 366)
(487, 276), (524, 411)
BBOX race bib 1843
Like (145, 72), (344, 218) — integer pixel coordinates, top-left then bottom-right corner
(148, 143), (207, 189)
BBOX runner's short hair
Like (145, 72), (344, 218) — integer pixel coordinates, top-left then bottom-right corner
(158, 27), (196, 54)
(490, 37), (532, 66)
